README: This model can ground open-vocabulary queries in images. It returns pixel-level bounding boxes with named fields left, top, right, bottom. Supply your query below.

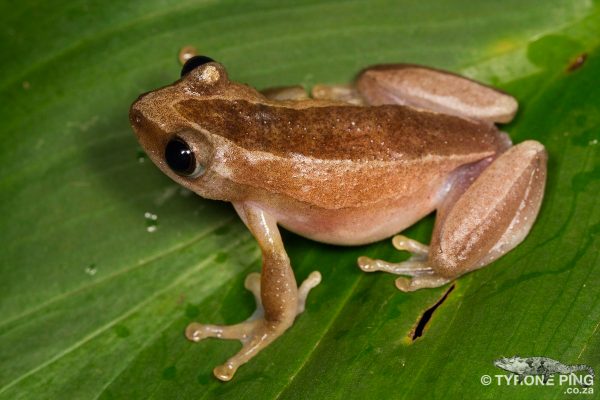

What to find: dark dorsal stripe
left=175, top=99, right=500, bottom=161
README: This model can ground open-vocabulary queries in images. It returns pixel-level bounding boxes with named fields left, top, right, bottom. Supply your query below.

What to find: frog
left=129, top=55, right=547, bottom=381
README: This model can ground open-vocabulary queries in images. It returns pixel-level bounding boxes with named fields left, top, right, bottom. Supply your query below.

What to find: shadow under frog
left=129, top=56, right=547, bottom=381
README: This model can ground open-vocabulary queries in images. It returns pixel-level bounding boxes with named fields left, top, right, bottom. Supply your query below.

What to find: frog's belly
left=260, top=182, right=443, bottom=246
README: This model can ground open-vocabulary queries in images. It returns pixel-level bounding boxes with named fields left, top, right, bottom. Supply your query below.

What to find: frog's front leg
left=185, top=204, right=321, bottom=381
left=359, top=140, right=547, bottom=291
left=260, top=85, right=309, bottom=101
left=310, top=84, right=365, bottom=105
left=261, top=84, right=367, bottom=106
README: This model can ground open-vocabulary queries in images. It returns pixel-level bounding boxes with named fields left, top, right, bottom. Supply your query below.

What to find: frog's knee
left=429, top=140, right=547, bottom=278
left=428, top=247, right=477, bottom=279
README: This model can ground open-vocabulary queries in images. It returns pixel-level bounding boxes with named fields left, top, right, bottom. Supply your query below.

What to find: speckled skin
left=129, top=61, right=547, bottom=381
left=129, top=63, right=515, bottom=244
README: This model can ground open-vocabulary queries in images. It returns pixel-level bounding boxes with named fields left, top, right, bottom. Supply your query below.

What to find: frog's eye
left=165, top=138, right=205, bottom=177
left=180, top=55, right=214, bottom=77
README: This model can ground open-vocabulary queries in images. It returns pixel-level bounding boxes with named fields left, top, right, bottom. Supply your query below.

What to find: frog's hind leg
left=355, top=64, right=518, bottom=123
left=427, top=141, right=546, bottom=282
left=358, top=235, right=429, bottom=273
left=358, top=236, right=452, bottom=291
left=358, top=140, right=547, bottom=292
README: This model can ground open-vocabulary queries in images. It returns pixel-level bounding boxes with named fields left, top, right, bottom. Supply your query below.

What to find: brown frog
left=129, top=56, right=547, bottom=381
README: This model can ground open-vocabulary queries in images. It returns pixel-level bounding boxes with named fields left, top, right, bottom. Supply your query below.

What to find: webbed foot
left=185, top=271, right=321, bottom=381
left=358, top=235, right=450, bottom=291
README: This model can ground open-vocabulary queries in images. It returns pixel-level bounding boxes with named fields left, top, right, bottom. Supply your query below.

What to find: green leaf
left=1, top=1, right=599, bottom=399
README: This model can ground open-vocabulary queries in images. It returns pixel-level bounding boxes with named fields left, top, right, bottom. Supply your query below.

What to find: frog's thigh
left=355, top=64, right=518, bottom=123
left=261, top=85, right=309, bottom=101
left=430, top=140, right=547, bottom=279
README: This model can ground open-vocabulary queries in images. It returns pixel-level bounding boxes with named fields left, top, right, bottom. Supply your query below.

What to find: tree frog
left=129, top=56, right=547, bottom=381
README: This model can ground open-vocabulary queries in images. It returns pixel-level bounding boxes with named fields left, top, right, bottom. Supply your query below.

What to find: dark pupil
left=165, top=138, right=195, bottom=175
left=180, top=55, right=214, bottom=77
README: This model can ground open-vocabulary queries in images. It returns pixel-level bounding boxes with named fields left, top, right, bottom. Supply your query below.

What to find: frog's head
left=129, top=56, right=262, bottom=201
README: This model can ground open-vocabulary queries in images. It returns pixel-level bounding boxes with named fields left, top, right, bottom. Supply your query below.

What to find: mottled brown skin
left=129, top=61, right=547, bottom=381
left=175, top=98, right=501, bottom=161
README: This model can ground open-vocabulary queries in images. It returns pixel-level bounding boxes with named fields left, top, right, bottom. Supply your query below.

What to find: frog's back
left=176, top=99, right=508, bottom=209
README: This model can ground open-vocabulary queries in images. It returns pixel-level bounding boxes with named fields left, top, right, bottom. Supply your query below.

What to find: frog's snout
left=128, top=100, right=169, bottom=162
left=129, top=105, right=146, bottom=131
left=129, top=96, right=158, bottom=139
left=129, top=107, right=141, bottom=128
left=129, top=107, right=151, bottom=144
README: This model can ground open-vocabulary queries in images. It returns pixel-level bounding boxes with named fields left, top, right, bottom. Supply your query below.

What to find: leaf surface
left=1, top=1, right=599, bottom=399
